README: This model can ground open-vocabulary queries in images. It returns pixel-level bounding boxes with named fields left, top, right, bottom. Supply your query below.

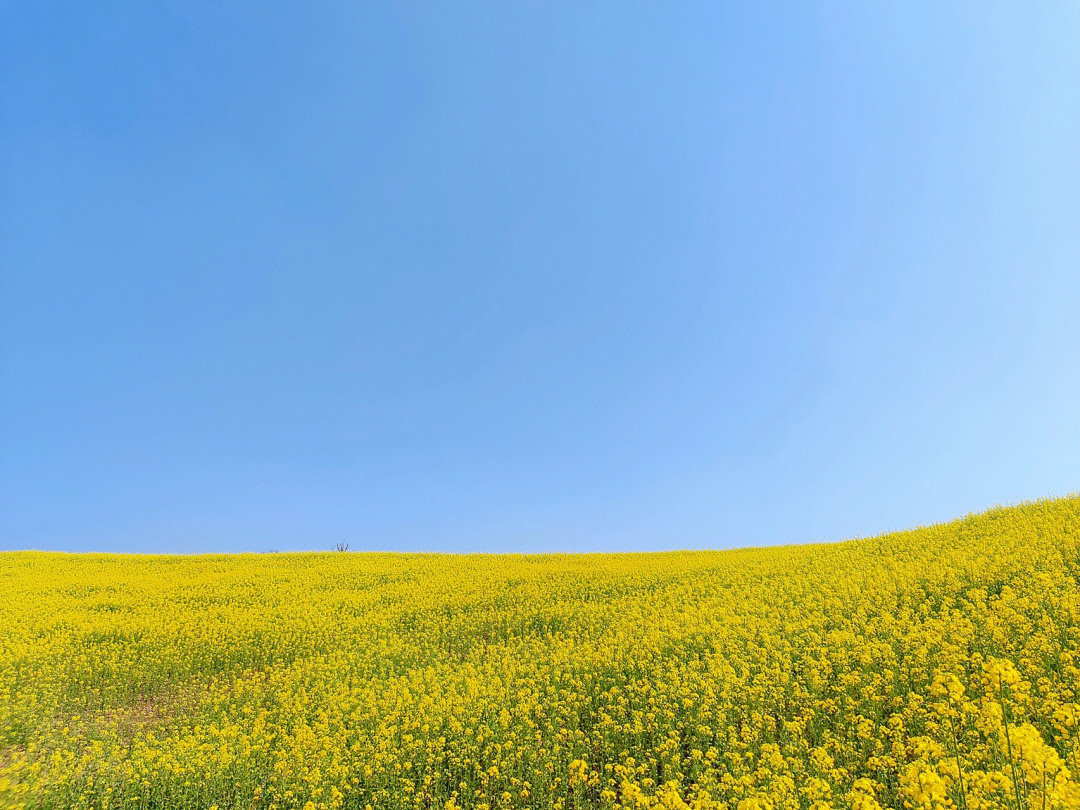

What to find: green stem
left=946, top=711, right=968, bottom=810
left=1000, top=686, right=1023, bottom=810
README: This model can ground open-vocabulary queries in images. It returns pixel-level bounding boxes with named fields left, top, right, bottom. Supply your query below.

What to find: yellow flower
left=1, top=496, right=1077, bottom=810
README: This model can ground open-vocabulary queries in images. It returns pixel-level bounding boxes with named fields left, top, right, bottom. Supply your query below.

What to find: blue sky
left=2, top=2, right=1078, bottom=554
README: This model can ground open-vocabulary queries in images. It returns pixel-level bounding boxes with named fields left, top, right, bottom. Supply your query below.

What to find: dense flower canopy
left=1, top=497, right=1078, bottom=809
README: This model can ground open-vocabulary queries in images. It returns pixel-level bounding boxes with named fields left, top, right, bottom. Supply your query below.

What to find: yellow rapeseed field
left=1, top=497, right=1078, bottom=810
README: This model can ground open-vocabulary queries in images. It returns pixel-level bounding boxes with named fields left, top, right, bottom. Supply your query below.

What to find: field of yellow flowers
left=1, top=496, right=1078, bottom=810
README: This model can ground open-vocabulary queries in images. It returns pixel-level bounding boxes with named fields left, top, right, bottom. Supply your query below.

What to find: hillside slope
left=2, top=496, right=1078, bottom=809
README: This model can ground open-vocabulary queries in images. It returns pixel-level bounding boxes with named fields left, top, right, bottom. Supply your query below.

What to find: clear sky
left=2, top=3, right=1078, bottom=554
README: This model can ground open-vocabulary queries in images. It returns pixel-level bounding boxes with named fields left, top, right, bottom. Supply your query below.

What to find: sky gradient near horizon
left=3, top=2, right=1079, bottom=553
